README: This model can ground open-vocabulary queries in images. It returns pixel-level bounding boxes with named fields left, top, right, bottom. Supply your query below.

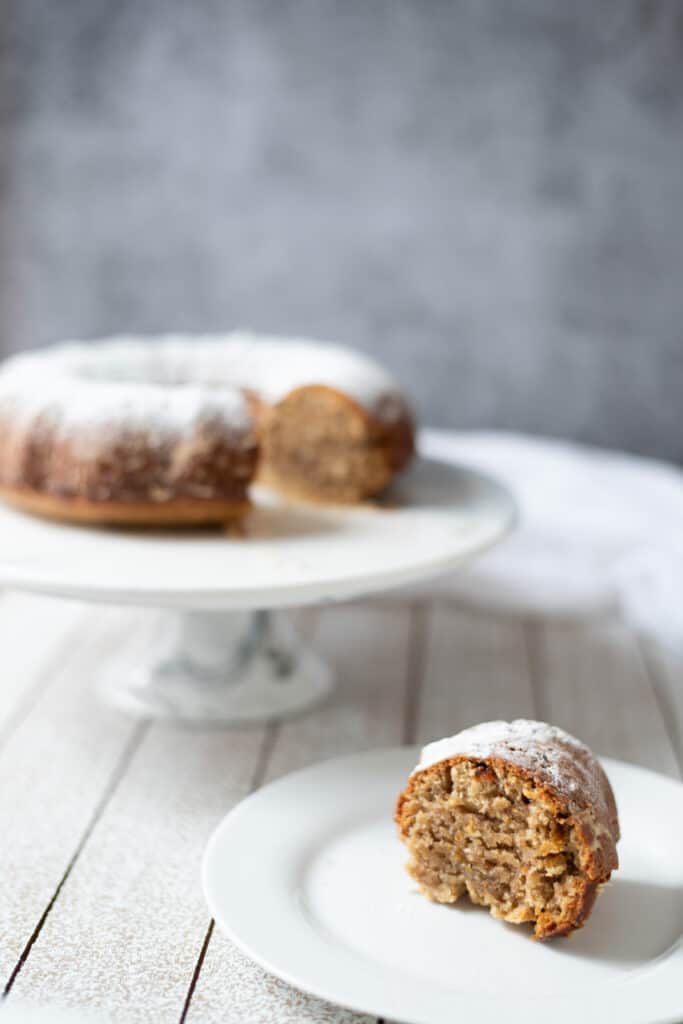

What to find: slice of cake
left=395, top=720, right=619, bottom=939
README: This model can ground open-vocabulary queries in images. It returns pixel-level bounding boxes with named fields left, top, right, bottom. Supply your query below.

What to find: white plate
left=203, top=747, right=683, bottom=1024
left=0, top=454, right=515, bottom=608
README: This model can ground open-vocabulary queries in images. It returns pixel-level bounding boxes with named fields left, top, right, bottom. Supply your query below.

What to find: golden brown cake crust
left=395, top=720, right=619, bottom=940
left=0, top=485, right=249, bottom=526
left=0, top=411, right=258, bottom=526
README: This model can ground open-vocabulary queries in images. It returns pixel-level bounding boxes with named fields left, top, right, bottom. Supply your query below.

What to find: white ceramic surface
left=99, top=609, right=334, bottom=724
left=0, top=456, right=515, bottom=609
left=203, top=747, right=683, bottom=1024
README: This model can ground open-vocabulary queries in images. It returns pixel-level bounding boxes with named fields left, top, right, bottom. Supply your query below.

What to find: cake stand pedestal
left=100, top=608, right=332, bottom=724
left=0, top=450, right=515, bottom=725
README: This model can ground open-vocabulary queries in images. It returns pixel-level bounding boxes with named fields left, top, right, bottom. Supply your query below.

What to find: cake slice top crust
left=413, top=719, right=619, bottom=840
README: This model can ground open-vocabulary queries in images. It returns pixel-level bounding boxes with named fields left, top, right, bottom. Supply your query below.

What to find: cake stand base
left=100, top=609, right=333, bottom=726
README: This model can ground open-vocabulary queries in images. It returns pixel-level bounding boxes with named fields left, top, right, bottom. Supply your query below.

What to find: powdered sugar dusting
left=0, top=370, right=252, bottom=442
left=0, top=331, right=408, bottom=431
left=414, top=719, right=613, bottom=818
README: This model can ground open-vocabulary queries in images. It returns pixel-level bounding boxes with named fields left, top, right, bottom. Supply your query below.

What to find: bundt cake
left=395, top=720, right=619, bottom=939
left=0, top=333, right=414, bottom=525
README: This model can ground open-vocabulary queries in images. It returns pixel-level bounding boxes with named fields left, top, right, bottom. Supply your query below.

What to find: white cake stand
left=0, top=453, right=515, bottom=725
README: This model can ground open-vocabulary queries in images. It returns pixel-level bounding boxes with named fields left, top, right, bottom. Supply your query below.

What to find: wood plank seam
left=2, top=720, right=149, bottom=998
left=635, top=633, right=683, bottom=778
left=401, top=603, right=428, bottom=746
left=363, top=595, right=618, bottom=630
left=383, top=604, right=428, bottom=1024
left=178, top=920, right=214, bottom=1024
left=178, top=722, right=280, bottom=1024
left=382, top=602, right=479, bottom=1024
left=522, top=619, right=548, bottom=723
left=248, top=720, right=282, bottom=793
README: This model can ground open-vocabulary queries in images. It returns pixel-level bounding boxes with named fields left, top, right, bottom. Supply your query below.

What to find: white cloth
left=416, top=430, right=683, bottom=649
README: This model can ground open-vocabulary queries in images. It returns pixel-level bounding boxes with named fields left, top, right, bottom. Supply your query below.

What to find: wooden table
left=0, top=590, right=680, bottom=1023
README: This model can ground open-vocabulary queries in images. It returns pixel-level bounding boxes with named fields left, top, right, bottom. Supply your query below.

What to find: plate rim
left=0, top=454, right=517, bottom=608
left=202, top=746, right=683, bottom=1024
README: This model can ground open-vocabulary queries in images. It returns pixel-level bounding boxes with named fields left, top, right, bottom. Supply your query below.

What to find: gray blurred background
left=1, top=0, right=682, bottom=459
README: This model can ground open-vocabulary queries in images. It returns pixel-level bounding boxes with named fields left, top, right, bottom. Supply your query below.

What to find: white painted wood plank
left=0, top=594, right=93, bottom=741
left=530, top=618, right=679, bottom=776
left=637, top=636, right=683, bottom=776
left=267, top=603, right=414, bottom=780
left=10, top=721, right=267, bottom=1022
left=416, top=604, right=535, bottom=746
left=0, top=609, right=146, bottom=986
left=10, top=602, right=671, bottom=1024
left=189, top=603, right=413, bottom=1024
left=191, top=930, right=374, bottom=1024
